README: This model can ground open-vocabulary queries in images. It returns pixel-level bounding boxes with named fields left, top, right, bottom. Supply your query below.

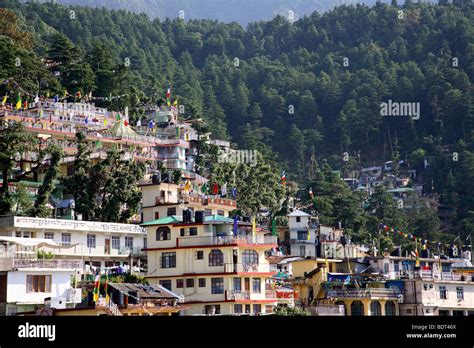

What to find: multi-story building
left=287, top=210, right=317, bottom=257
left=142, top=212, right=278, bottom=315
left=368, top=255, right=474, bottom=316
left=0, top=237, right=81, bottom=315
left=0, top=216, right=147, bottom=274
left=140, top=180, right=237, bottom=223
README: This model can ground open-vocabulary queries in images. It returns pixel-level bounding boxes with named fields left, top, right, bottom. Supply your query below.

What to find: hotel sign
left=13, top=217, right=146, bottom=234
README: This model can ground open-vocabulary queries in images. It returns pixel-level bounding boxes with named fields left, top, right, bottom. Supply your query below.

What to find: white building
left=0, top=239, right=81, bottom=315
left=0, top=216, right=147, bottom=273
left=287, top=210, right=317, bottom=257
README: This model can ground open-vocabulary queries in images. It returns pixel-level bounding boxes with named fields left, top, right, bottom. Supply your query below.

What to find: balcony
left=221, top=263, right=277, bottom=274
left=225, top=290, right=277, bottom=301
left=310, top=305, right=345, bottom=316
left=177, top=235, right=278, bottom=248
left=326, top=288, right=403, bottom=300
left=155, top=196, right=178, bottom=205
left=181, top=194, right=236, bottom=208
left=13, top=259, right=82, bottom=269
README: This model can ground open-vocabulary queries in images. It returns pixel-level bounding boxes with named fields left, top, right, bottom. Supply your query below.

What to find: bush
left=273, top=306, right=311, bottom=316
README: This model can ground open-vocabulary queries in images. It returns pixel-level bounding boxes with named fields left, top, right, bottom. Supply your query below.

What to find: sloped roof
left=108, top=119, right=137, bottom=138
left=288, top=210, right=310, bottom=217
left=108, top=283, right=180, bottom=299
left=141, top=215, right=182, bottom=226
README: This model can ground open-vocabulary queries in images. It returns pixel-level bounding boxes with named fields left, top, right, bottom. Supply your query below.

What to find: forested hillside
left=3, top=0, right=473, bottom=172
left=1, top=0, right=474, bottom=242
left=25, top=0, right=377, bottom=25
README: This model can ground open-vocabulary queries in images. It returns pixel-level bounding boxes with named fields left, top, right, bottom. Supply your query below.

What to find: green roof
left=204, top=215, right=234, bottom=223
left=141, top=214, right=235, bottom=226
left=141, top=215, right=182, bottom=226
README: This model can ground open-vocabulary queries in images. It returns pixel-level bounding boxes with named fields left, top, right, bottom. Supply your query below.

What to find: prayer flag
left=93, top=274, right=100, bottom=302
left=15, top=94, right=21, bottom=110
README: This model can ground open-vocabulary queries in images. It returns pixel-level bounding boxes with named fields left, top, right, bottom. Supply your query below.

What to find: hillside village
left=0, top=98, right=472, bottom=317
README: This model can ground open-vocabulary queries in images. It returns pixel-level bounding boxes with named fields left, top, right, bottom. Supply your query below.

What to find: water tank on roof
left=195, top=211, right=204, bottom=223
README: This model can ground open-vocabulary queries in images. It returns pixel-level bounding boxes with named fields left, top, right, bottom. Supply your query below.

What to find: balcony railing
left=180, top=194, right=236, bottom=208
left=225, top=290, right=277, bottom=301
left=155, top=196, right=178, bottom=205
left=326, top=288, right=402, bottom=300
left=220, top=263, right=277, bottom=273
left=177, top=235, right=278, bottom=247
left=311, top=305, right=345, bottom=316
left=13, top=259, right=82, bottom=269
left=384, top=270, right=472, bottom=282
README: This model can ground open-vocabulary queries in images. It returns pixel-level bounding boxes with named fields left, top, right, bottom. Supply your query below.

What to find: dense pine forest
left=1, top=0, right=474, bottom=245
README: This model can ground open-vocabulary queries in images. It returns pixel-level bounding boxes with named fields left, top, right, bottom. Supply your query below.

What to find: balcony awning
left=0, top=236, right=76, bottom=249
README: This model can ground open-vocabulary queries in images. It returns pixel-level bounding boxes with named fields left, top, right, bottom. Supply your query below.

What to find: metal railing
left=326, top=288, right=402, bottom=300
left=225, top=290, right=277, bottom=301
left=311, top=305, right=345, bottom=316
left=13, top=259, right=82, bottom=269
left=177, top=235, right=277, bottom=247
left=221, top=263, right=277, bottom=273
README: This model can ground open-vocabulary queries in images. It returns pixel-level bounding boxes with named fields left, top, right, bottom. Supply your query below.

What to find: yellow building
left=142, top=214, right=278, bottom=315
left=288, top=258, right=340, bottom=307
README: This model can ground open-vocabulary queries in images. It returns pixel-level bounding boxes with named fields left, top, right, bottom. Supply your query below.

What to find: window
left=253, top=278, right=261, bottom=293
left=61, top=233, right=71, bottom=246
left=385, top=302, right=396, bottom=316
left=394, top=262, right=400, bottom=272
left=439, top=286, right=448, bottom=299
left=297, top=230, right=307, bottom=240
left=211, top=278, right=224, bottom=294
left=144, top=237, right=147, bottom=249
left=299, top=245, right=306, bottom=256
left=456, top=287, right=464, bottom=301
left=167, top=207, right=176, bottom=216
left=176, top=279, right=184, bottom=288
left=186, top=279, right=195, bottom=288
left=198, top=278, right=206, bottom=287
left=15, top=232, right=21, bottom=238
left=242, top=250, right=259, bottom=267
left=159, top=280, right=172, bottom=291
left=180, top=228, right=185, bottom=237
left=209, top=250, right=224, bottom=267
left=204, top=305, right=220, bottom=315
left=234, top=304, right=243, bottom=314
left=253, top=304, right=261, bottom=314
left=383, top=263, right=389, bottom=273
left=156, top=227, right=171, bottom=241
left=87, top=234, right=96, bottom=248
left=111, top=236, right=120, bottom=250
left=370, top=301, right=381, bottom=316
left=189, top=227, right=198, bottom=236
left=44, top=233, right=54, bottom=240
left=217, top=210, right=224, bottom=216
left=160, top=252, right=176, bottom=268
left=125, top=236, right=133, bottom=249
left=195, top=251, right=204, bottom=260
left=245, top=304, right=251, bottom=313
left=351, top=301, right=364, bottom=316
left=233, top=277, right=241, bottom=292
left=26, top=275, right=51, bottom=293
left=204, top=209, right=212, bottom=217
left=296, top=217, right=301, bottom=223
left=154, top=212, right=160, bottom=220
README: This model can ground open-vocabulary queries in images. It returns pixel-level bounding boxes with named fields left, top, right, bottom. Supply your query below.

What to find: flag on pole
left=54, top=95, right=59, bottom=103
left=148, top=120, right=154, bottom=129
left=173, top=99, right=178, bottom=107
left=93, top=274, right=101, bottom=302
left=252, top=216, right=256, bottom=237
left=309, top=187, right=314, bottom=199
left=221, top=183, right=227, bottom=196
left=1, top=95, right=7, bottom=106
left=281, top=171, right=286, bottom=186
left=136, top=119, right=142, bottom=127
left=116, top=113, right=121, bottom=121
left=307, top=226, right=311, bottom=241
left=34, top=95, right=39, bottom=103
left=271, top=219, right=277, bottom=237
left=233, top=215, right=238, bottom=235
left=105, top=272, right=109, bottom=304
left=15, top=94, right=21, bottom=110
left=166, top=87, right=171, bottom=99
